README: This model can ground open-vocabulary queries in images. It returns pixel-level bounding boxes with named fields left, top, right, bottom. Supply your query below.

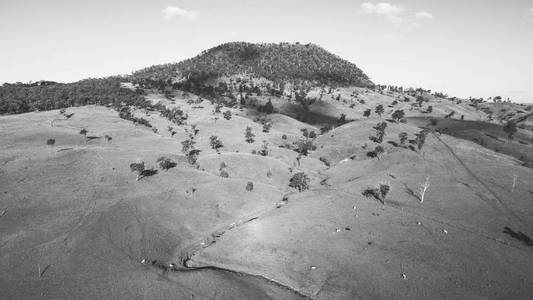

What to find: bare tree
left=418, top=176, right=430, bottom=203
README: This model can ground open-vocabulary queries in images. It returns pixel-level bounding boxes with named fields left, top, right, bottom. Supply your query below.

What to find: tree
left=130, top=162, right=145, bottom=181
left=262, top=122, right=272, bottom=133
left=503, top=120, right=517, bottom=140
left=374, top=145, right=384, bottom=159
left=398, top=132, right=408, bottom=145
left=245, top=126, right=255, bottom=143
left=375, top=104, right=384, bottom=118
left=379, top=183, right=390, bottom=201
left=415, top=130, right=428, bottom=152
left=363, top=109, right=371, bottom=118
left=417, top=176, right=430, bottom=203
left=258, top=140, right=269, bottom=156
left=391, top=109, right=405, bottom=122
left=246, top=181, right=254, bottom=191
left=219, top=162, right=229, bottom=178
left=294, top=138, right=316, bottom=155
left=209, top=135, right=224, bottom=153
left=369, top=122, right=387, bottom=144
left=263, top=99, right=274, bottom=114
left=289, top=172, right=310, bottom=191
left=223, top=110, right=232, bottom=120
left=337, top=113, right=347, bottom=125
left=157, top=157, right=176, bottom=171
left=416, top=96, right=424, bottom=107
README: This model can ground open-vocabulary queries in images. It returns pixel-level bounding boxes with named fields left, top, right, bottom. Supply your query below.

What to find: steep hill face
left=132, top=42, right=374, bottom=88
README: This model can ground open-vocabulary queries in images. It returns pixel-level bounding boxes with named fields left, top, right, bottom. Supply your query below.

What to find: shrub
left=294, top=139, right=316, bottom=155
left=223, top=110, right=232, bottom=120
left=263, top=99, right=274, bottom=114
left=246, top=181, right=254, bottom=191
left=289, top=172, right=310, bottom=191
left=220, top=169, right=229, bottom=178
left=46, top=138, right=55, bottom=145
left=130, top=162, right=147, bottom=181
left=245, top=126, right=255, bottom=143
left=391, top=109, right=405, bottom=122
left=209, top=135, right=224, bottom=153
left=319, top=157, right=330, bottom=167
left=320, top=124, right=333, bottom=134
left=281, top=134, right=287, bottom=140
left=374, top=104, right=384, bottom=118
left=363, top=109, right=371, bottom=118
left=503, top=120, right=517, bottom=140
left=415, top=130, right=428, bottom=152
left=80, top=128, right=87, bottom=135
left=219, top=162, right=229, bottom=178
left=187, top=149, right=201, bottom=166
left=262, top=122, right=272, bottom=133
left=258, top=140, right=269, bottom=156
left=398, top=132, right=408, bottom=145
left=379, top=183, right=390, bottom=200
left=157, top=157, right=177, bottom=171
left=337, top=113, right=347, bottom=125
left=369, top=122, right=387, bottom=143
left=362, top=183, right=390, bottom=204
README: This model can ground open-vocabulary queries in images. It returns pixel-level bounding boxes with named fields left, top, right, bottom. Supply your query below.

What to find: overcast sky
left=1, top=0, right=532, bottom=102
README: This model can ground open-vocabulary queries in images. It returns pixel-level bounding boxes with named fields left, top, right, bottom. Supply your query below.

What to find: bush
left=262, top=122, right=272, bottom=133
left=398, top=132, right=408, bottom=145
left=415, top=130, right=428, bottom=152
left=362, top=183, right=390, bottom=204
left=374, top=104, right=384, bottom=117
left=157, top=157, right=177, bottom=171
left=391, top=109, right=405, bottom=122
left=209, top=135, right=224, bottom=153
left=294, top=138, right=316, bottom=155
left=130, top=162, right=157, bottom=181
left=46, top=138, right=55, bottom=145
left=245, top=126, right=255, bottom=143
left=503, top=120, right=517, bottom=140
left=258, top=140, right=269, bottom=156
left=281, top=134, right=287, bottom=140
left=289, top=172, right=310, bottom=191
left=246, top=181, right=254, bottom=191
left=80, top=128, right=87, bottom=135
left=363, top=109, right=371, bottom=118
left=223, top=110, right=232, bottom=120
left=218, top=162, right=229, bottom=178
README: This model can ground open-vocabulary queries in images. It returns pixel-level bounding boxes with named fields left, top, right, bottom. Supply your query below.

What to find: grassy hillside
left=2, top=86, right=533, bottom=299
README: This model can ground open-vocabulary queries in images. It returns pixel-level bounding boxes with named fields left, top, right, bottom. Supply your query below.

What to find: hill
left=133, top=42, right=373, bottom=88
left=1, top=92, right=532, bottom=299
left=1, top=41, right=533, bottom=299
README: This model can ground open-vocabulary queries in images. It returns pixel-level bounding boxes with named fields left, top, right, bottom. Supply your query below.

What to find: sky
left=1, top=0, right=532, bottom=102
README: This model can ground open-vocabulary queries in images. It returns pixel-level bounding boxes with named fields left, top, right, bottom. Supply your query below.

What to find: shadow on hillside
left=279, top=103, right=340, bottom=126
left=503, top=226, right=533, bottom=246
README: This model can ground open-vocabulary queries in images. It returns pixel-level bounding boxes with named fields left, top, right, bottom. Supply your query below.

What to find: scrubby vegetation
left=245, top=126, right=255, bottom=143
left=0, top=77, right=149, bottom=115
left=289, top=172, right=310, bottom=191
left=132, top=42, right=373, bottom=97
left=157, top=157, right=177, bottom=171
left=209, top=135, right=224, bottom=153
left=362, top=183, right=390, bottom=204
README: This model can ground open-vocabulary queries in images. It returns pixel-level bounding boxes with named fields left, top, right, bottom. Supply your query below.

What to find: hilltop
left=132, top=42, right=374, bottom=89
